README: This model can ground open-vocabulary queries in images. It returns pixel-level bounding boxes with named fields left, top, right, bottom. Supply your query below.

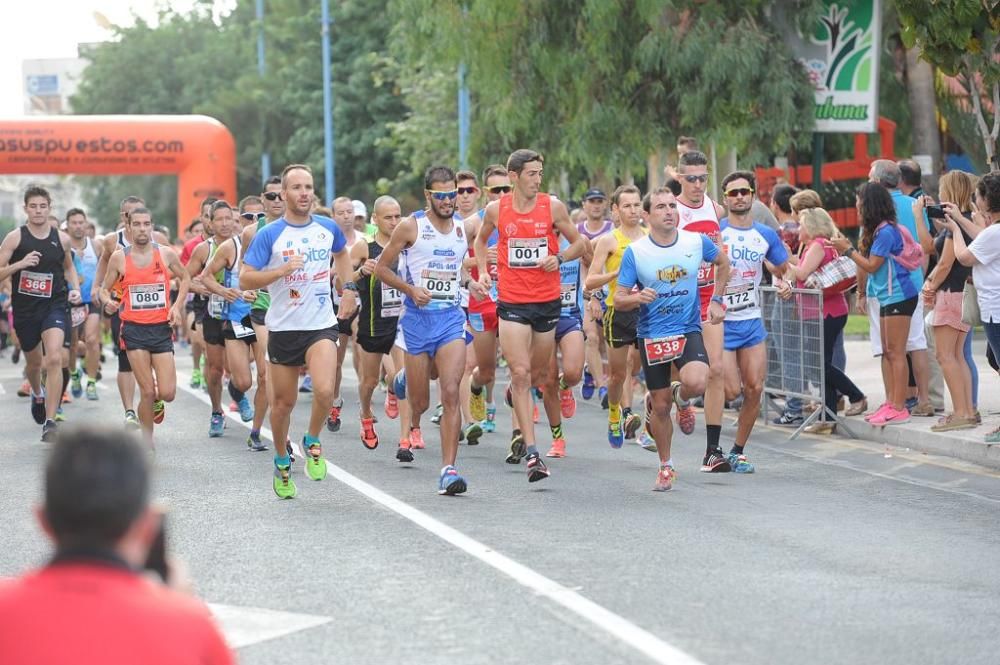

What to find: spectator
left=921, top=171, right=979, bottom=431
left=897, top=159, right=925, bottom=198
left=948, top=172, right=1000, bottom=442
left=0, top=426, right=233, bottom=665
left=789, top=208, right=867, bottom=433
left=833, top=182, right=921, bottom=426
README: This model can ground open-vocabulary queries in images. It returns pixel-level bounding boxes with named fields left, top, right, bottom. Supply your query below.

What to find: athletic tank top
left=468, top=212, right=499, bottom=315
left=577, top=219, right=612, bottom=240
left=604, top=226, right=646, bottom=306
left=558, top=235, right=583, bottom=318
left=401, top=210, right=466, bottom=313
left=120, top=244, right=171, bottom=325
left=358, top=239, right=401, bottom=336
left=11, top=226, right=68, bottom=318
left=205, top=238, right=226, bottom=320
left=74, top=238, right=99, bottom=304
left=116, top=228, right=131, bottom=250
left=677, top=195, right=721, bottom=293
left=496, top=193, right=559, bottom=304
left=221, top=236, right=250, bottom=323
left=250, top=217, right=271, bottom=311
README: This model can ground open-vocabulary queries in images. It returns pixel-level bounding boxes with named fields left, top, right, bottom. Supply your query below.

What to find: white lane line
left=174, top=372, right=705, bottom=665
left=207, top=602, right=331, bottom=649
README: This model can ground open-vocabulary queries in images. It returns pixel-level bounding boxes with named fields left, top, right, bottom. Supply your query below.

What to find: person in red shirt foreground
left=0, top=425, right=234, bottom=665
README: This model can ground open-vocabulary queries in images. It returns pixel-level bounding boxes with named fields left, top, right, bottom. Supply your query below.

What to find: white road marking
left=175, top=371, right=706, bottom=665
left=208, top=602, right=331, bottom=649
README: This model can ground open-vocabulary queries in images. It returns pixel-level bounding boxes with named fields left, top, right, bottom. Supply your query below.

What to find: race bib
left=723, top=282, right=758, bottom=312
left=381, top=282, right=402, bottom=318
left=207, top=294, right=225, bottom=318
left=18, top=271, right=53, bottom=298
left=560, top=283, right=578, bottom=309
left=508, top=238, right=548, bottom=268
left=71, top=305, right=88, bottom=327
left=697, top=264, right=715, bottom=288
left=420, top=269, right=458, bottom=302
left=643, top=335, right=687, bottom=365
left=231, top=319, right=255, bottom=339
left=129, top=283, right=167, bottom=311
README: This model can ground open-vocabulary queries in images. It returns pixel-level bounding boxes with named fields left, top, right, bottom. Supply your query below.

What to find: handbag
left=804, top=255, right=857, bottom=295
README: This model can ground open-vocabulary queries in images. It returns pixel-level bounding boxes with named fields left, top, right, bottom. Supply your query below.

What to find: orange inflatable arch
left=0, top=115, right=236, bottom=235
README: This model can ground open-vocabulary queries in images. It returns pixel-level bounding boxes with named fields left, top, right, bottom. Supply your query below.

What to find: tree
left=895, top=0, right=1000, bottom=169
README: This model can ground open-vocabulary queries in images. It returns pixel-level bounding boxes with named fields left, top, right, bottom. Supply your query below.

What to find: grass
left=844, top=314, right=870, bottom=337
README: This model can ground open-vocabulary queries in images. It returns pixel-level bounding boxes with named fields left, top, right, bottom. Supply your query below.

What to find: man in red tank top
left=474, top=149, right=586, bottom=483
left=101, top=208, right=190, bottom=443
left=675, top=150, right=732, bottom=472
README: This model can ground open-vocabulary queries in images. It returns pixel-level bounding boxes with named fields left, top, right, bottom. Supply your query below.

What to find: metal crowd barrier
left=759, top=286, right=856, bottom=440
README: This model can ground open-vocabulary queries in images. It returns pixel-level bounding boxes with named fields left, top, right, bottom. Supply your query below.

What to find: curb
left=843, top=419, right=1000, bottom=470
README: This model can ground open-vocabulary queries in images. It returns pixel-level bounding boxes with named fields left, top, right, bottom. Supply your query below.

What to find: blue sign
left=26, top=75, right=59, bottom=95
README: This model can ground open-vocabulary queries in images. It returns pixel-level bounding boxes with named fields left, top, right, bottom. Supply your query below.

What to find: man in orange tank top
left=100, top=208, right=190, bottom=443
left=474, top=149, right=587, bottom=483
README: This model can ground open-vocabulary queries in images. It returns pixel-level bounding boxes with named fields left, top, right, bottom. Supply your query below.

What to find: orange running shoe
left=360, top=417, right=379, bottom=450
left=546, top=438, right=566, bottom=458
left=559, top=384, right=576, bottom=419
left=409, top=427, right=425, bottom=449
left=384, top=391, right=399, bottom=419
left=62, top=392, right=72, bottom=404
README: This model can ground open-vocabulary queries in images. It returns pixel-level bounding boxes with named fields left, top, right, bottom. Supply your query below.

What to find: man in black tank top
left=0, top=186, right=82, bottom=441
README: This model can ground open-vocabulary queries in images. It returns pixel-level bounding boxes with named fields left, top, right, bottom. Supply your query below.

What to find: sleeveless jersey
left=604, top=226, right=647, bottom=307
left=558, top=235, right=583, bottom=318
left=401, top=210, right=467, bottom=313
left=120, top=244, right=171, bottom=325
left=677, top=195, right=721, bottom=307
left=496, top=193, right=559, bottom=304
left=116, top=228, right=131, bottom=250
left=577, top=219, right=612, bottom=241
left=358, top=239, right=401, bottom=337
left=11, top=226, right=68, bottom=319
left=205, top=238, right=226, bottom=320
left=221, top=236, right=250, bottom=324
left=250, top=217, right=271, bottom=312
left=468, top=211, right=499, bottom=315
left=73, top=238, right=99, bottom=304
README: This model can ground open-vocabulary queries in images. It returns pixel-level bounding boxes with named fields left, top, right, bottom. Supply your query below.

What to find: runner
left=614, top=187, right=730, bottom=490
left=375, top=165, right=486, bottom=494
left=99, top=207, right=190, bottom=443
left=474, top=149, right=587, bottom=482
left=239, top=175, right=285, bottom=451
left=65, top=207, right=102, bottom=402
left=353, top=196, right=410, bottom=456
left=179, top=198, right=217, bottom=391
left=675, top=150, right=732, bottom=472
left=0, top=185, right=82, bottom=441
left=577, top=188, right=613, bottom=405
left=718, top=171, right=791, bottom=473
left=584, top=185, right=647, bottom=448
left=240, top=164, right=356, bottom=499
left=453, top=169, right=486, bottom=445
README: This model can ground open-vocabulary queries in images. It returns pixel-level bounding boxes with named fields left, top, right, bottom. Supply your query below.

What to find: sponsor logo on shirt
left=657, top=265, right=688, bottom=284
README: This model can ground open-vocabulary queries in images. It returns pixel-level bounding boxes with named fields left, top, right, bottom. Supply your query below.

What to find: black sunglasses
left=457, top=186, right=478, bottom=195
left=263, top=192, right=281, bottom=201
left=241, top=212, right=266, bottom=221
left=486, top=185, right=512, bottom=194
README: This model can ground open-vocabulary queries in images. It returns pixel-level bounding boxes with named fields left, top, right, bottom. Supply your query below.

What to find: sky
left=1, top=0, right=234, bottom=117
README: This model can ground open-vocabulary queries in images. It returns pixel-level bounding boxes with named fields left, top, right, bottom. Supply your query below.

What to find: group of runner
left=1, top=147, right=798, bottom=496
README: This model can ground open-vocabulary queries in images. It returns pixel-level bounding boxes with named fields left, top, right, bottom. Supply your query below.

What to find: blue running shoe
left=599, top=386, right=609, bottom=410
left=482, top=404, right=497, bottom=433
left=237, top=396, right=254, bottom=422
left=247, top=431, right=269, bottom=452
left=727, top=451, right=755, bottom=474
left=608, top=419, right=624, bottom=448
left=393, top=369, right=407, bottom=401
left=208, top=412, right=225, bottom=437
left=299, top=375, right=313, bottom=393
left=581, top=368, right=595, bottom=400
left=70, top=371, right=82, bottom=399
left=438, top=465, right=467, bottom=495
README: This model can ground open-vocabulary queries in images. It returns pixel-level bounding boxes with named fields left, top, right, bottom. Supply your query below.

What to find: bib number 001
left=508, top=238, right=548, bottom=268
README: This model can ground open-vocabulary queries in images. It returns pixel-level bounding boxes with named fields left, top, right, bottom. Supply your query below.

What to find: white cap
left=352, top=200, right=367, bottom=218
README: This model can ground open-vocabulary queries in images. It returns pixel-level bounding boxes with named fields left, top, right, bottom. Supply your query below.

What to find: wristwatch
left=845, top=247, right=856, bottom=258
left=556, top=252, right=566, bottom=265
left=342, top=281, right=359, bottom=293
left=710, top=295, right=727, bottom=310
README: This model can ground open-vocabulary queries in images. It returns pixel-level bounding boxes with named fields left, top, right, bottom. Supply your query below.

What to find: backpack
left=877, top=221, right=924, bottom=270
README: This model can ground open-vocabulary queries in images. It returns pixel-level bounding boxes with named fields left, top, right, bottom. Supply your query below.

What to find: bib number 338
left=643, top=335, right=686, bottom=365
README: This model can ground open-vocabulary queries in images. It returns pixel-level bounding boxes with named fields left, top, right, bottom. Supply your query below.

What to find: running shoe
left=559, top=379, right=577, bottom=419
left=505, top=385, right=514, bottom=407
left=273, top=460, right=297, bottom=499
left=700, top=450, right=732, bottom=473
left=546, top=437, right=566, bottom=458
left=361, top=417, right=379, bottom=450
left=152, top=399, right=166, bottom=424
left=31, top=393, right=46, bottom=425
left=909, top=402, right=935, bottom=417
left=11, top=347, right=20, bottom=364
left=727, top=451, right=755, bottom=474
left=41, top=419, right=57, bottom=443
left=61, top=392, right=71, bottom=405
left=672, top=381, right=696, bottom=436
left=124, top=409, right=140, bottom=429
left=532, top=402, right=540, bottom=424
left=599, top=386, right=609, bottom=410
left=54, top=407, right=65, bottom=422
left=864, top=402, right=892, bottom=423
left=85, top=381, right=98, bottom=401
left=286, top=439, right=295, bottom=464
left=438, top=465, right=467, bottom=495
left=396, top=440, right=414, bottom=463
left=246, top=431, right=269, bottom=452
left=392, top=369, right=407, bottom=400
left=869, top=405, right=910, bottom=427
left=304, top=435, right=327, bottom=480
left=482, top=404, right=497, bottom=432
left=608, top=418, right=624, bottom=449
left=409, top=427, right=425, bottom=450
left=326, top=399, right=343, bottom=432
left=653, top=464, right=675, bottom=492
left=470, top=387, right=487, bottom=422
left=430, top=403, right=444, bottom=425
left=636, top=430, right=657, bottom=452
left=237, top=396, right=254, bottom=422
left=70, top=371, right=82, bottom=399
left=772, top=411, right=804, bottom=427
left=623, top=412, right=642, bottom=440
left=525, top=452, right=550, bottom=482
left=208, top=412, right=225, bottom=437
left=463, top=422, right=483, bottom=446
left=18, top=380, right=31, bottom=397
left=190, top=368, right=203, bottom=390
left=384, top=391, right=399, bottom=419
left=581, top=368, right=595, bottom=400
left=505, top=431, right=526, bottom=464
left=904, top=396, right=918, bottom=412
left=299, top=375, right=313, bottom=393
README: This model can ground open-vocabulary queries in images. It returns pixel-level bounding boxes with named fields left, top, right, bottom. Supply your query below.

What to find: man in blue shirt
left=614, top=188, right=730, bottom=492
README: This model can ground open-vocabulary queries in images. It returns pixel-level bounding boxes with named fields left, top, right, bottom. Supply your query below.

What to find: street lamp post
left=321, top=0, right=335, bottom=201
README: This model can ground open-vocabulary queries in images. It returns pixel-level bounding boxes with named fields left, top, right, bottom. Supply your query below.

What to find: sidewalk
left=766, top=337, right=1000, bottom=470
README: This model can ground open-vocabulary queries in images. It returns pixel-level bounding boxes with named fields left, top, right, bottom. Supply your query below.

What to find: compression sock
left=706, top=424, right=722, bottom=454
left=731, top=444, right=745, bottom=456
left=609, top=402, right=622, bottom=424
left=550, top=423, right=564, bottom=441
left=228, top=381, right=245, bottom=403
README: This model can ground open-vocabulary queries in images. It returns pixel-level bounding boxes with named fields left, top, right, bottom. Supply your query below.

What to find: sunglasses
left=241, top=211, right=266, bottom=221
left=426, top=189, right=458, bottom=201
left=486, top=185, right=512, bottom=194
left=263, top=192, right=281, bottom=201
left=457, top=186, right=478, bottom=195
left=724, top=187, right=754, bottom=198
left=683, top=175, right=709, bottom=184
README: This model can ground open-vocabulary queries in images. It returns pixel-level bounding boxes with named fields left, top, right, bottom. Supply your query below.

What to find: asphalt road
left=1, top=347, right=998, bottom=665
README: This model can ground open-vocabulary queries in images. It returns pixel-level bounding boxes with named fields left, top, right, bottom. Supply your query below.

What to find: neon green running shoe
left=273, top=461, right=297, bottom=499
left=190, top=368, right=203, bottom=389
left=304, top=435, right=327, bottom=481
